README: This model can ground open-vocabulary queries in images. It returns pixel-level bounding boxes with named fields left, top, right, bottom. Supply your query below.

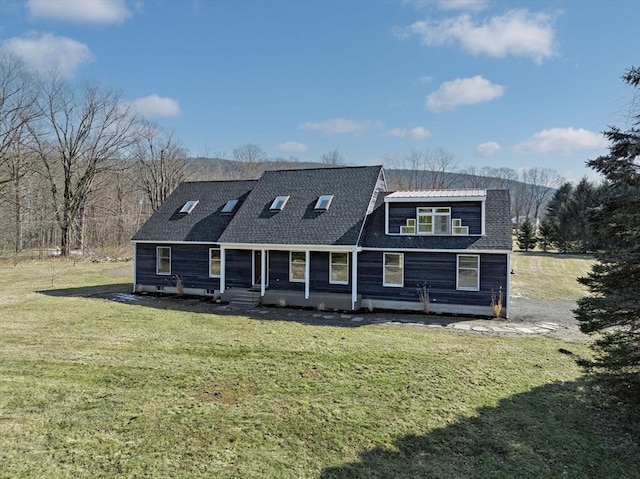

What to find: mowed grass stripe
left=511, top=252, right=594, bottom=300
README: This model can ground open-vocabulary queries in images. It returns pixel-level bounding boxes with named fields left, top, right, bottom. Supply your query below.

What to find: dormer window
left=314, top=194, right=334, bottom=210
left=270, top=195, right=290, bottom=211
left=221, top=199, right=239, bottom=213
left=417, top=207, right=451, bottom=235
left=179, top=200, right=199, bottom=214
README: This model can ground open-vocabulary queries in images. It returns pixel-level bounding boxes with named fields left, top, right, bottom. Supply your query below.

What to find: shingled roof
left=359, top=189, right=512, bottom=251
left=218, top=166, right=385, bottom=246
left=132, top=180, right=256, bottom=242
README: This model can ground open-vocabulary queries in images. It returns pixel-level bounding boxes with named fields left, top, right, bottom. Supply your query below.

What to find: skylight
left=314, top=194, right=334, bottom=210
left=221, top=199, right=239, bottom=213
left=270, top=195, right=290, bottom=211
left=179, top=200, right=199, bottom=214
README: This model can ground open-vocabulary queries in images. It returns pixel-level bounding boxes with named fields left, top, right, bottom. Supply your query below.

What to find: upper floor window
left=179, top=200, right=199, bottom=214
left=270, top=195, right=290, bottom=211
left=156, top=246, right=171, bottom=275
left=221, top=199, right=239, bottom=213
left=315, top=195, right=334, bottom=210
left=417, top=207, right=451, bottom=235
left=329, top=252, right=349, bottom=284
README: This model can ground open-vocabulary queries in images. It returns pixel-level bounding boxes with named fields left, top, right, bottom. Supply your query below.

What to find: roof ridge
left=260, top=165, right=383, bottom=175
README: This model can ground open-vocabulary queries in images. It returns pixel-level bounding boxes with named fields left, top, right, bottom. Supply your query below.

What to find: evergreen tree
left=516, top=217, right=537, bottom=251
left=537, top=218, right=554, bottom=252
left=575, top=67, right=640, bottom=399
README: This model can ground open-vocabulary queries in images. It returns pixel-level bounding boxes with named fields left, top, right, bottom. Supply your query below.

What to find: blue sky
left=1, top=0, right=639, bottom=182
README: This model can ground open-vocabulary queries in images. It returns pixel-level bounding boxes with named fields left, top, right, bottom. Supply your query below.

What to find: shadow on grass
left=322, top=379, right=640, bottom=479
left=37, top=282, right=133, bottom=298
left=36, top=284, right=481, bottom=329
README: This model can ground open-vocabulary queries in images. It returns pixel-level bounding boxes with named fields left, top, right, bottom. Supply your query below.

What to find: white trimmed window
left=179, top=200, right=199, bottom=214
left=221, top=199, right=239, bottom=213
left=330, top=252, right=349, bottom=284
left=457, top=254, right=479, bottom=291
left=417, top=207, right=451, bottom=235
left=315, top=195, right=334, bottom=210
left=156, top=246, right=171, bottom=275
left=209, top=248, right=221, bottom=277
left=290, top=251, right=306, bottom=282
left=270, top=195, right=290, bottom=211
left=383, top=253, right=404, bottom=287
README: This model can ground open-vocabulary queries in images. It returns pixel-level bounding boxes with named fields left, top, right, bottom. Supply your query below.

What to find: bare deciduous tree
left=384, top=149, right=458, bottom=190
left=229, top=143, right=267, bottom=179
left=134, top=120, right=189, bottom=212
left=29, top=77, right=139, bottom=256
left=320, top=148, right=345, bottom=166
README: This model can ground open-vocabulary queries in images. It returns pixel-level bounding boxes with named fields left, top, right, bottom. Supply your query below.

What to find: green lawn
left=0, top=259, right=637, bottom=478
left=510, top=251, right=595, bottom=300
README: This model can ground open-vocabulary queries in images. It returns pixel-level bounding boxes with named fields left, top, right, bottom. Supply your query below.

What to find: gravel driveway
left=509, top=297, right=588, bottom=342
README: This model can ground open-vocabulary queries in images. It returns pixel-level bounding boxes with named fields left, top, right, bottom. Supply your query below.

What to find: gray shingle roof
left=132, top=180, right=257, bottom=242
left=360, top=189, right=512, bottom=251
left=218, top=166, right=384, bottom=246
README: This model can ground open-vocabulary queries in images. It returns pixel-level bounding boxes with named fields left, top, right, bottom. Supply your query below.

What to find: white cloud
left=387, top=126, right=431, bottom=140
left=404, top=0, right=488, bottom=10
left=474, top=141, right=501, bottom=157
left=425, top=75, right=504, bottom=112
left=514, top=127, right=607, bottom=155
left=299, top=118, right=371, bottom=135
left=437, top=0, right=488, bottom=10
left=28, top=0, right=132, bottom=24
left=0, top=32, right=93, bottom=77
left=277, top=141, right=308, bottom=153
left=131, top=94, right=181, bottom=118
left=394, top=9, right=556, bottom=64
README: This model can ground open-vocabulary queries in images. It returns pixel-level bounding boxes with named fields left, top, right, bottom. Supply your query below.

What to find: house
left=132, top=165, right=512, bottom=317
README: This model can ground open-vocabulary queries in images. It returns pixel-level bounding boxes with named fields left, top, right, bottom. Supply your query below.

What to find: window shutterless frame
left=329, top=252, right=349, bottom=285
left=209, top=248, right=221, bottom=277
left=289, top=251, right=306, bottom=282
left=383, top=252, right=404, bottom=287
left=156, top=246, right=171, bottom=275
left=457, top=254, right=480, bottom=291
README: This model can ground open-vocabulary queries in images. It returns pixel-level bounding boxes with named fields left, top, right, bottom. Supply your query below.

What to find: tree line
left=1, top=52, right=564, bottom=258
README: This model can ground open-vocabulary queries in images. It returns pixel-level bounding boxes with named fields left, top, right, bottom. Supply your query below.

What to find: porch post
left=304, top=250, right=310, bottom=300
left=220, top=247, right=226, bottom=292
left=351, top=248, right=358, bottom=310
left=260, top=248, right=266, bottom=297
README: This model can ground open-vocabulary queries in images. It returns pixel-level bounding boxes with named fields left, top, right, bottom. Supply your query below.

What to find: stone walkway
left=215, top=304, right=565, bottom=336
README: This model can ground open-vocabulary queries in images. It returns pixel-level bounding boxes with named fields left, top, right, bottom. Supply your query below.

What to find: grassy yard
left=510, top=251, right=595, bottom=300
left=1, top=259, right=637, bottom=478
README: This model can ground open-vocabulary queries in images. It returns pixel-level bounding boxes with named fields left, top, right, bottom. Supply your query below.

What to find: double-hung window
left=417, top=207, right=451, bottom=235
left=156, top=246, right=171, bottom=275
left=290, top=252, right=306, bottom=282
left=329, top=252, right=349, bottom=284
left=383, top=253, right=404, bottom=287
left=457, top=254, right=480, bottom=291
left=209, top=249, right=221, bottom=277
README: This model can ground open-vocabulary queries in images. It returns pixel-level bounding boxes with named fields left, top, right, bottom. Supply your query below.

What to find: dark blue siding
left=135, top=243, right=220, bottom=290
left=358, top=251, right=507, bottom=307
left=267, top=251, right=351, bottom=293
left=268, top=250, right=303, bottom=291
left=225, top=249, right=252, bottom=288
left=388, top=201, right=482, bottom=235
